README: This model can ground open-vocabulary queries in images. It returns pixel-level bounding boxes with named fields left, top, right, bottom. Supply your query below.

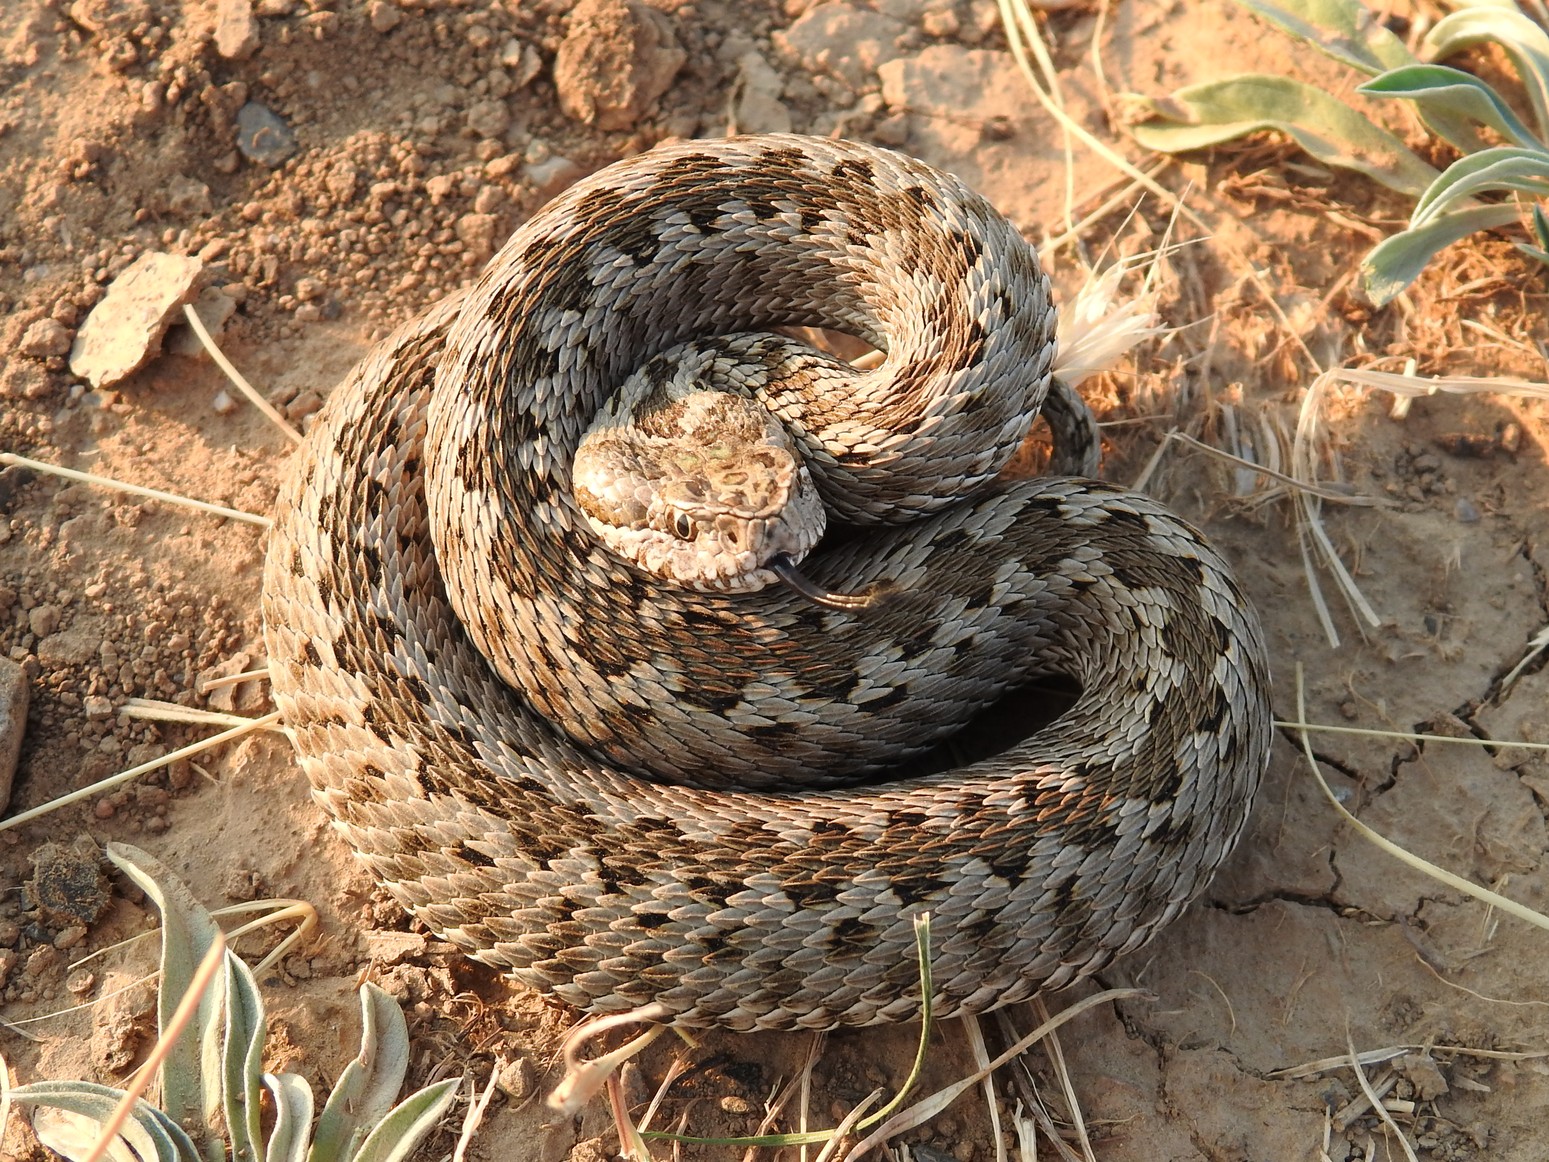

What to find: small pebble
left=1454, top=496, right=1480, bottom=523
left=215, top=0, right=260, bottom=58
left=495, top=1055, right=535, bottom=1100
left=368, top=0, right=402, bottom=32
left=236, top=102, right=298, bottom=166
left=20, top=318, right=73, bottom=358
left=466, top=98, right=510, bottom=139
left=28, top=604, right=60, bottom=638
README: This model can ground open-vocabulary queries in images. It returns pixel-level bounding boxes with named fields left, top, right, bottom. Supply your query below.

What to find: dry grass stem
left=549, top=1005, right=670, bottom=1117
left=3, top=974, right=155, bottom=1038
left=1274, top=719, right=1549, bottom=752
left=1346, top=1038, right=1420, bottom=1162
left=0, top=711, right=283, bottom=833
left=452, top=1067, right=501, bottom=1162
left=1029, top=997, right=1095, bottom=1162
left=196, top=667, right=271, bottom=692
left=848, top=990, right=1140, bottom=1157
left=80, top=934, right=226, bottom=1162
left=120, top=698, right=278, bottom=730
left=959, top=1015, right=1007, bottom=1162
left=0, top=451, right=271, bottom=527
left=1292, top=374, right=1384, bottom=647
left=605, top=1071, right=653, bottom=1161
left=1498, top=625, right=1549, bottom=696
left=1273, top=1043, right=1549, bottom=1081
left=813, top=1090, right=884, bottom=1162
left=1039, top=162, right=1175, bottom=256
left=1290, top=664, right=1549, bottom=935
left=215, top=898, right=320, bottom=976
left=1331, top=367, right=1549, bottom=400
left=182, top=303, right=304, bottom=445
left=1134, top=428, right=1379, bottom=504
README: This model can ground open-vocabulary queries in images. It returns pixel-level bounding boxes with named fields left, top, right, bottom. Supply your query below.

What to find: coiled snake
left=262, top=134, right=1273, bottom=1031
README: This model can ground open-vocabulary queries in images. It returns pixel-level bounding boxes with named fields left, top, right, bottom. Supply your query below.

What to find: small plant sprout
left=1125, top=0, right=1549, bottom=303
left=2, top=844, right=460, bottom=1162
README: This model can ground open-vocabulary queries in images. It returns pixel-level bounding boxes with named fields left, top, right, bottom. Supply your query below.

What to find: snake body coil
left=262, top=135, right=1273, bottom=1031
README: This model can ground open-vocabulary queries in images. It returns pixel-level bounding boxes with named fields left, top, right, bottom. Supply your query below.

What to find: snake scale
left=261, top=134, right=1273, bottom=1032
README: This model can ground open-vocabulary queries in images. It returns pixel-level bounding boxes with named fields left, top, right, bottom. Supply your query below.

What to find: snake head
left=573, top=379, right=827, bottom=592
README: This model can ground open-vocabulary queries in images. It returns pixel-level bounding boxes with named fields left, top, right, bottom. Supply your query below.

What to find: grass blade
left=222, top=954, right=270, bottom=1162
left=1410, top=147, right=1549, bottom=227
left=6, top=1082, right=202, bottom=1162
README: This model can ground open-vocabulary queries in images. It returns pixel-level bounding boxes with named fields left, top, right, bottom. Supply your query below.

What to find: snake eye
left=671, top=513, right=695, bottom=540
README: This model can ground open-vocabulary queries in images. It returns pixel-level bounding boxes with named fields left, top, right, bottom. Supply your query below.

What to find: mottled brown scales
left=262, top=134, right=1273, bottom=1032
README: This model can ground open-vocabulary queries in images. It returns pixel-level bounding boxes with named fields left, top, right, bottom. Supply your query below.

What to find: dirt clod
left=28, top=836, right=110, bottom=929
left=69, top=253, right=204, bottom=388
left=553, top=0, right=687, bottom=131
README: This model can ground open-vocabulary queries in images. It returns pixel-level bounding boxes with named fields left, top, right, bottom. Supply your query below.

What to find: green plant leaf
left=307, top=985, right=414, bottom=1162
left=1411, top=147, right=1549, bottom=226
left=348, top=1080, right=459, bottom=1162
left=1361, top=201, right=1523, bottom=303
left=1424, top=7, right=1549, bottom=140
left=7, top=1081, right=204, bottom=1162
left=223, top=954, right=270, bottom=1162
left=105, top=843, right=226, bottom=1153
left=1359, top=64, right=1546, bottom=150
left=1127, top=75, right=1438, bottom=195
left=264, top=1073, right=317, bottom=1162
left=1231, top=0, right=1415, bottom=74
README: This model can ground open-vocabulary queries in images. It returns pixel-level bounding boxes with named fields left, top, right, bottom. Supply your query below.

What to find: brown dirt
left=2, top=1, right=1548, bottom=1160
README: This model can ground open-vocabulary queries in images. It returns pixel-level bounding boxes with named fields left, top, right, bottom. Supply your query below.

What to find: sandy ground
left=2, top=1, right=1549, bottom=1159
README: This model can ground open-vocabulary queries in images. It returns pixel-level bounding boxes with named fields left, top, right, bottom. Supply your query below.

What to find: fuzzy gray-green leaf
left=1423, top=7, right=1549, bottom=140
left=1359, top=65, right=1545, bottom=151
left=1127, top=75, right=1437, bottom=195
left=307, top=985, right=413, bottom=1162
left=1411, top=148, right=1549, bottom=227
left=9, top=1081, right=204, bottom=1162
left=348, top=1080, right=460, bottom=1162
left=265, top=1073, right=317, bottom=1162
left=1361, top=201, right=1523, bottom=303
left=223, top=953, right=270, bottom=1162
left=105, top=843, right=226, bottom=1149
left=1230, top=0, right=1414, bottom=74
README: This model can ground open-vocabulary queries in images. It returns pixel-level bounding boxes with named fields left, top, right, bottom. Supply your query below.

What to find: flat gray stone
left=0, top=655, right=28, bottom=817
left=236, top=102, right=298, bottom=166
